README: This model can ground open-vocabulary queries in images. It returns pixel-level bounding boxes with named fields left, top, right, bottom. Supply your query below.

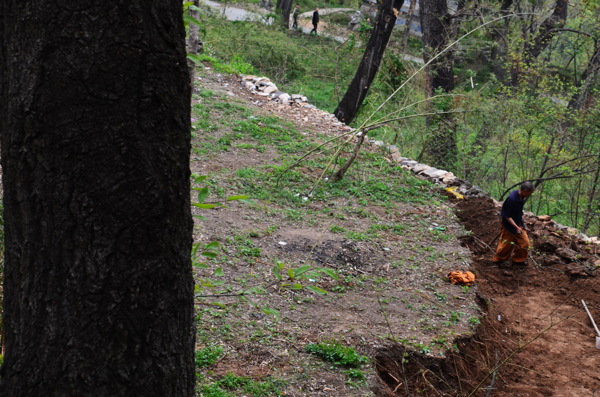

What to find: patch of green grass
left=305, top=342, right=369, bottom=368
left=195, top=345, right=224, bottom=368
left=330, top=225, right=346, bottom=233
left=344, top=231, right=370, bottom=241
left=197, top=374, right=285, bottom=397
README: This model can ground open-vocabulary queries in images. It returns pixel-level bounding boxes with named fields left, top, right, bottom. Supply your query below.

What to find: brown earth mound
left=374, top=195, right=600, bottom=396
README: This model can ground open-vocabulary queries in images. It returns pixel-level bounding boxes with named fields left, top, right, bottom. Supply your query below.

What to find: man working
left=493, top=181, right=535, bottom=266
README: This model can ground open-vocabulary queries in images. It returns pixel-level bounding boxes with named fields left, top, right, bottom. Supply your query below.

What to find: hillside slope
left=191, top=67, right=599, bottom=396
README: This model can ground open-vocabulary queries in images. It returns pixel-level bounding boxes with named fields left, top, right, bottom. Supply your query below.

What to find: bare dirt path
left=375, top=196, right=600, bottom=396
left=453, top=197, right=600, bottom=396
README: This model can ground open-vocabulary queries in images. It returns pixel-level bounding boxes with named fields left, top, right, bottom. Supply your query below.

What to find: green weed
left=197, top=374, right=285, bottom=397
left=195, top=345, right=224, bottom=368
left=304, top=342, right=369, bottom=368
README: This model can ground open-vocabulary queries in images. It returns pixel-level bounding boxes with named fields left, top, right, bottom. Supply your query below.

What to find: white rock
left=391, top=152, right=403, bottom=162
left=263, top=85, right=278, bottom=94
left=423, top=169, right=448, bottom=178
left=412, top=164, right=429, bottom=173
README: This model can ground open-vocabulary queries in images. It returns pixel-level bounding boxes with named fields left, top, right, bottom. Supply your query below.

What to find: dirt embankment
left=374, top=196, right=600, bottom=396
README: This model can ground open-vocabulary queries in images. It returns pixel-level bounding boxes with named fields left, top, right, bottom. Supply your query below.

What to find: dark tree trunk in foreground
left=0, top=1, right=194, bottom=396
left=418, top=0, right=458, bottom=170
left=334, top=0, right=405, bottom=124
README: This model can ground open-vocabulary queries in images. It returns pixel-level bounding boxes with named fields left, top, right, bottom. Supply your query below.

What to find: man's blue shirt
left=501, top=190, right=525, bottom=235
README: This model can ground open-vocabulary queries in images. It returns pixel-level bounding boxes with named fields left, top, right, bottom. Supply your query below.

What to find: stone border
left=239, top=74, right=599, bottom=244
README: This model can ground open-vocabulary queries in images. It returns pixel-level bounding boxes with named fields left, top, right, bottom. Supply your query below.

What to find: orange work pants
left=493, top=226, right=530, bottom=263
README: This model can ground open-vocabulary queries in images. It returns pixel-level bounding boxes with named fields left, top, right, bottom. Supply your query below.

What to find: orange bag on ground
left=448, top=271, right=475, bottom=286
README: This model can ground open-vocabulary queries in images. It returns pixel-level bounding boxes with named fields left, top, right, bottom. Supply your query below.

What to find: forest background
left=190, top=0, right=599, bottom=236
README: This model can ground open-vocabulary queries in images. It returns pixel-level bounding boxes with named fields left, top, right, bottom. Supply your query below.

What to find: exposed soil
left=375, top=196, right=600, bottom=396
left=193, top=69, right=600, bottom=396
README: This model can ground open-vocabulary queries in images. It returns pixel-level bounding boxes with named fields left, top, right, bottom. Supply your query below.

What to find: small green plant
left=449, top=311, right=463, bottom=324
left=330, top=225, right=346, bottom=233
left=197, top=373, right=285, bottom=397
left=304, top=342, right=369, bottom=368
left=434, top=291, right=447, bottom=302
left=195, top=345, right=224, bottom=368
left=271, top=260, right=337, bottom=295
left=344, top=368, right=367, bottom=388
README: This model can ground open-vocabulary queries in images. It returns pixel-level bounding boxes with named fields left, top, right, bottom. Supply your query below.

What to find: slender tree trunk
left=401, top=0, right=417, bottom=55
left=582, top=158, right=600, bottom=234
left=489, top=0, right=513, bottom=81
left=334, top=0, right=405, bottom=124
left=420, top=0, right=454, bottom=95
left=0, top=1, right=194, bottom=395
left=418, top=0, right=458, bottom=169
left=523, top=0, right=569, bottom=64
left=568, top=43, right=600, bottom=110
left=187, top=0, right=203, bottom=89
left=277, top=0, right=293, bottom=28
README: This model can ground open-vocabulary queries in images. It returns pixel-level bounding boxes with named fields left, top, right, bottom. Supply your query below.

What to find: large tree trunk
left=334, top=0, right=405, bottom=124
left=277, top=0, right=293, bottom=28
left=0, top=1, right=195, bottom=396
left=418, top=0, right=458, bottom=169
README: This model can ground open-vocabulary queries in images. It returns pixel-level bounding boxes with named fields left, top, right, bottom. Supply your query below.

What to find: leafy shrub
left=305, top=342, right=369, bottom=368
left=195, top=345, right=224, bottom=368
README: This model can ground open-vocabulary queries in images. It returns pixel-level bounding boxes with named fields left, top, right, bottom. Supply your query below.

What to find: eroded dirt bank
left=373, top=195, right=600, bottom=396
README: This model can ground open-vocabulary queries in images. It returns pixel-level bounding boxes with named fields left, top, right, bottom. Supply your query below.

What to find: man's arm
left=504, top=216, right=524, bottom=234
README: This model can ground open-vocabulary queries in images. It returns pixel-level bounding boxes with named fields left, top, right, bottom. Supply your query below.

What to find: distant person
left=311, top=7, right=319, bottom=34
left=292, top=4, right=300, bottom=29
left=492, top=181, right=535, bottom=266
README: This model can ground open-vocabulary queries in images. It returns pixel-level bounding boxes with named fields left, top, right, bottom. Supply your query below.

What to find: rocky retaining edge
left=239, top=74, right=599, bottom=245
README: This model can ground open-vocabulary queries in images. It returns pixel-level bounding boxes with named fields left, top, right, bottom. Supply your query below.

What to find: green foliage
left=202, top=15, right=361, bottom=111
left=197, top=374, right=285, bottom=396
left=272, top=260, right=337, bottom=295
left=195, top=345, right=225, bottom=368
left=305, top=342, right=369, bottom=368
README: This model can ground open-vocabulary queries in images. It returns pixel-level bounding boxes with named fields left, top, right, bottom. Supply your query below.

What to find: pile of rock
left=240, top=75, right=308, bottom=106
left=384, top=143, right=488, bottom=196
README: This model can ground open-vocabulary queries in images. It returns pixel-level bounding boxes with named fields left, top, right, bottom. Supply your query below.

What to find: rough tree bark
left=418, top=0, right=458, bottom=169
left=0, top=1, right=194, bottom=396
left=334, top=0, right=405, bottom=124
left=277, top=0, right=293, bottom=28
left=420, top=0, right=455, bottom=95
